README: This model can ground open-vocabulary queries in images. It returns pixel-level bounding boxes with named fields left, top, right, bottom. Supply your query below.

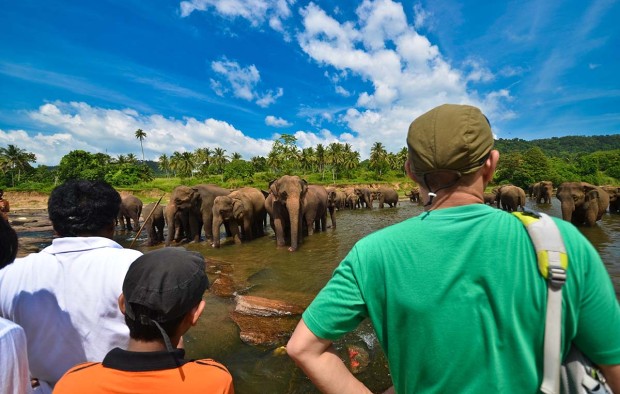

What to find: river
left=117, top=199, right=620, bottom=394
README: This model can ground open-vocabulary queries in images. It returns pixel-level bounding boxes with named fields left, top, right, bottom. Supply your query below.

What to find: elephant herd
left=480, top=181, right=620, bottom=227
left=115, top=179, right=620, bottom=249
left=115, top=176, right=402, bottom=252
left=326, top=186, right=400, bottom=210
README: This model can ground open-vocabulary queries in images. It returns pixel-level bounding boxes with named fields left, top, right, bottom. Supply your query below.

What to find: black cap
left=123, top=247, right=209, bottom=325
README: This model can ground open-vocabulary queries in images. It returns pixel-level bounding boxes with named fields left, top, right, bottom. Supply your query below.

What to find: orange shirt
left=54, top=348, right=234, bottom=394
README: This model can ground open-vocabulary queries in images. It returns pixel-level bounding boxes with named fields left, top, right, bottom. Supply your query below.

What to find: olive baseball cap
left=407, top=104, right=494, bottom=176
left=123, top=247, right=209, bottom=325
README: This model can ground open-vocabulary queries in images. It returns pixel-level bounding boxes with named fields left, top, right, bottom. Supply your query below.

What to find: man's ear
left=189, top=300, right=206, bottom=326
left=118, top=293, right=126, bottom=314
left=405, top=159, right=422, bottom=184
left=482, top=150, right=500, bottom=185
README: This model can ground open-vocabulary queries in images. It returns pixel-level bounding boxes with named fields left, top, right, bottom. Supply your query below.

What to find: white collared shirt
left=0, top=237, right=142, bottom=388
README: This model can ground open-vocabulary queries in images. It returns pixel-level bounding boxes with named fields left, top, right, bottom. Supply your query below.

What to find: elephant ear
left=583, top=184, right=597, bottom=195
left=269, top=181, right=279, bottom=200
left=232, top=198, right=244, bottom=217
left=300, top=179, right=309, bottom=198
left=586, top=190, right=599, bottom=200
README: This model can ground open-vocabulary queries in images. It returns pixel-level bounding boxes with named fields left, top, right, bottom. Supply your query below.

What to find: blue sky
left=1, top=0, right=619, bottom=166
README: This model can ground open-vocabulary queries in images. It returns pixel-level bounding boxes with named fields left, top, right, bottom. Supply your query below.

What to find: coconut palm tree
left=315, top=144, right=326, bottom=179
left=0, top=144, right=36, bottom=186
left=231, top=152, right=242, bottom=161
left=327, top=142, right=344, bottom=181
left=370, top=142, right=388, bottom=176
left=158, top=154, right=170, bottom=178
left=193, top=147, right=212, bottom=176
left=135, top=129, right=147, bottom=162
left=212, top=148, right=228, bottom=175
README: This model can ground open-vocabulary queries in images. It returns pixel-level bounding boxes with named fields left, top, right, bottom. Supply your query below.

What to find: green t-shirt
left=303, top=204, right=620, bottom=393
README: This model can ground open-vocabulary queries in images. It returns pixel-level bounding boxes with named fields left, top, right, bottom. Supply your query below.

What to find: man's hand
left=287, top=319, right=372, bottom=394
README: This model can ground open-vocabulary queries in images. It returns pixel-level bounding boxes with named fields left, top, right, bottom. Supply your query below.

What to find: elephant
left=117, top=195, right=143, bottom=231
left=602, top=186, right=620, bottom=214
left=305, top=184, right=330, bottom=233
left=267, top=175, right=307, bottom=252
left=141, top=202, right=165, bottom=246
left=164, top=184, right=230, bottom=246
left=375, top=186, right=399, bottom=208
left=326, top=187, right=346, bottom=211
left=325, top=188, right=339, bottom=228
left=483, top=192, right=497, bottom=205
left=212, top=187, right=266, bottom=248
left=532, top=181, right=553, bottom=204
left=404, top=187, right=420, bottom=204
left=496, top=185, right=526, bottom=212
left=556, top=182, right=610, bottom=226
left=342, top=187, right=359, bottom=209
left=354, top=187, right=374, bottom=209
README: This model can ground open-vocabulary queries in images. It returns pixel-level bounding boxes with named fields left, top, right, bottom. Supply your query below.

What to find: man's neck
left=126, top=337, right=180, bottom=352
left=425, top=187, right=485, bottom=211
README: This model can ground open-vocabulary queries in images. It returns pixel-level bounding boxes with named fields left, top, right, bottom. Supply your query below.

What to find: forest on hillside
left=1, top=134, right=619, bottom=193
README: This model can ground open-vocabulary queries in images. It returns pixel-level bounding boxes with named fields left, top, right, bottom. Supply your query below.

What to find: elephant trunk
left=164, top=204, right=176, bottom=246
left=287, top=198, right=302, bottom=252
left=212, top=217, right=223, bottom=248
left=560, top=200, right=574, bottom=223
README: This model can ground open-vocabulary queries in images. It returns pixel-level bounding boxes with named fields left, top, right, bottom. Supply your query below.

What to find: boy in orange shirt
left=54, top=248, right=234, bottom=394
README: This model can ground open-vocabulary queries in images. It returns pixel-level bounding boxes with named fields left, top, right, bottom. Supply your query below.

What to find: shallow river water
left=119, top=199, right=619, bottom=394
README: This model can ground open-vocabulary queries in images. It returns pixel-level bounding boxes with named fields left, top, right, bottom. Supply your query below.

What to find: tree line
left=1, top=133, right=619, bottom=191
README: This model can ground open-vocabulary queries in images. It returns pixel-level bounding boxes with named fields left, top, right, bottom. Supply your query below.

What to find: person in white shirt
left=0, top=180, right=142, bottom=391
left=0, top=216, right=32, bottom=394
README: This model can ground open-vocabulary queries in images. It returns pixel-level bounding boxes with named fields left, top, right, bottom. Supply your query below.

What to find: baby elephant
left=212, top=187, right=266, bottom=248
left=141, top=202, right=165, bottom=246
left=118, top=195, right=143, bottom=231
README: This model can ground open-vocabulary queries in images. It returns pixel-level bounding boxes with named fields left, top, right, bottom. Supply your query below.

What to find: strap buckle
left=547, top=266, right=567, bottom=288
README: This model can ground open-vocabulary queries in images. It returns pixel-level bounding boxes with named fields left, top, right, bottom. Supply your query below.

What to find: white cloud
left=297, top=0, right=512, bottom=155
left=265, top=115, right=292, bottom=127
left=335, top=85, right=351, bottom=97
left=462, top=58, right=494, bottom=83
left=588, top=63, right=600, bottom=70
left=210, top=58, right=283, bottom=107
left=180, top=0, right=295, bottom=37
left=7, top=101, right=273, bottom=165
left=413, top=3, right=431, bottom=30
left=256, top=88, right=284, bottom=108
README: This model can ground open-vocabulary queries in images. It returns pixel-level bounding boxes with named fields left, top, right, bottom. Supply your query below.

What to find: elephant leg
left=203, top=211, right=215, bottom=242
left=231, top=220, right=242, bottom=244
left=273, top=215, right=286, bottom=247
left=328, top=206, right=336, bottom=228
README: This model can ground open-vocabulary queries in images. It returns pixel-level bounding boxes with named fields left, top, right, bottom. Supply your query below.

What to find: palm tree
left=170, top=151, right=194, bottom=178
left=169, top=151, right=182, bottom=177
left=158, top=154, right=170, bottom=178
left=370, top=142, right=388, bottom=176
left=315, top=144, right=326, bottom=179
left=126, top=153, right=138, bottom=164
left=231, top=152, right=242, bottom=161
left=212, top=148, right=228, bottom=175
left=193, top=147, right=212, bottom=175
left=135, top=129, right=147, bottom=162
left=327, top=142, right=343, bottom=182
left=300, top=147, right=315, bottom=174
left=0, top=144, right=36, bottom=186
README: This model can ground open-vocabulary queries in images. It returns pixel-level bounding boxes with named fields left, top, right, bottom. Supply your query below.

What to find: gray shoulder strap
left=513, top=211, right=568, bottom=394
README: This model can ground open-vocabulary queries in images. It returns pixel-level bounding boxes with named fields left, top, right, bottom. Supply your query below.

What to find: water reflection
left=127, top=200, right=619, bottom=394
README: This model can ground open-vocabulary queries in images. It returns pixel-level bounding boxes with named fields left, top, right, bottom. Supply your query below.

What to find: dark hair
left=124, top=303, right=188, bottom=342
left=0, top=218, right=18, bottom=268
left=48, top=179, right=121, bottom=237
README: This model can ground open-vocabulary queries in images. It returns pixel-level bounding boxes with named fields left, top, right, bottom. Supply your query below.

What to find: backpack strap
left=513, top=210, right=568, bottom=394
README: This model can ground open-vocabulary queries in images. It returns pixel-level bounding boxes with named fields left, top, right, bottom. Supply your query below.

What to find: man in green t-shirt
left=287, top=104, right=620, bottom=393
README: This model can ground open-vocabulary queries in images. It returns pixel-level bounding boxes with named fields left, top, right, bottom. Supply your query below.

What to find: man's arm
left=287, top=319, right=372, bottom=394
left=600, top=364, right=620, bottom=393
